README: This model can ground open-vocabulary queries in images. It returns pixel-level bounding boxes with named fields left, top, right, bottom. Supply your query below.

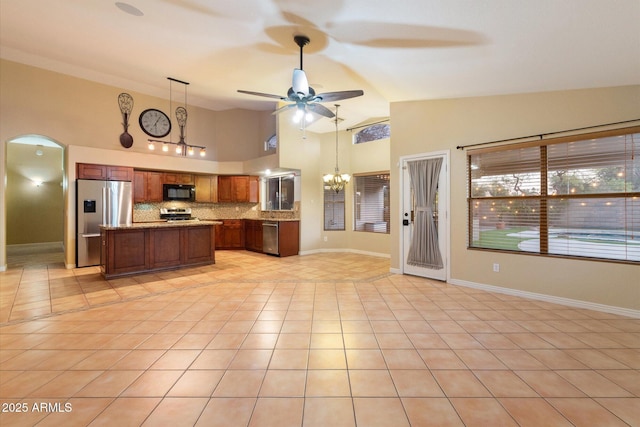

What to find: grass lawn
left=473, top=227, right=531, bottom=251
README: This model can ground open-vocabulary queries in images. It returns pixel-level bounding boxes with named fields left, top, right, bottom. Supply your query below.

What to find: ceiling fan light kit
left=237, top=35, right=364, bottom=128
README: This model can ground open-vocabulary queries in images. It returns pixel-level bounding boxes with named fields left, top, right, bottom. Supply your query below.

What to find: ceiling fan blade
left=271, top=104, right=296, bottom=115
left=307, top=103, right=335, bottom=118
left=292, top=69, right=309, bottom=96
left=315, top=90, right=364, bottom=103
left=237, top=89, right=286, bottom=100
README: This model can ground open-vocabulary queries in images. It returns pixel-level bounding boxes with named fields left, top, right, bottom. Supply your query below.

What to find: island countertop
left=100, top=220, right=222, bottom=230
left=100, top=221, right=218, bottom=279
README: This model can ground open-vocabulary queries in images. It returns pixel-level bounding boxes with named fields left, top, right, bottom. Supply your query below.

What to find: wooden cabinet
left=163, top=172, right=194, bottom=184
left=78, top=163, right=107, bottom=180
left=101, top=228, right=147, bottom=277
left=217, top=176, right=235, bottom=203
left=101, top=224, right=215, bottom=279
left=184, top=225, right=216, bottom=264
left=278, top=221, right=300, bottom=257
left=218, top=175, right=259, bottom=203
left=77, top=163, right=133, bottom=181
left=107, top=166, right=134, bottom=181
left=134, top=171, right=163, bottom=203
left=249, top=176, right=260, bottom=203
left=244, top=220, right=263, bottom=252
left=215, top=219, right=244, bottom=249
left=194, top=175, right=218, bottom=203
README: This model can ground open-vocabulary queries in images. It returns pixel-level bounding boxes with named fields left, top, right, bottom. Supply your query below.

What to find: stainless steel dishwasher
left=262, top=221, right=279, bottom=255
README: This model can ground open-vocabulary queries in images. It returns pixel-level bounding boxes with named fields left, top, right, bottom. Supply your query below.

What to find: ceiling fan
left=238, top=35, right=363, bottom=121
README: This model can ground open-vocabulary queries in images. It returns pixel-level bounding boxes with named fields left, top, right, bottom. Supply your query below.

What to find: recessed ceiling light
left=115, top=2, right=143, bottom=16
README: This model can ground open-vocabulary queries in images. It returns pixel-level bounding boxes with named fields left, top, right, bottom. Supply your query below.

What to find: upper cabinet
left=130, top=168, right=258, bottom=204
left=218, top=175, right=259, bottom=203
left=133, top=171, right=163, bottom=203
left=162, top=172, right=194, bottom=184
left=194, top=175, right=218, bottom=203
left=77, top=163, right=134, bottom=181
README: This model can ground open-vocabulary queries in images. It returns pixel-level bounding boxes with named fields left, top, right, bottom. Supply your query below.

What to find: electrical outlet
left=323, top=236, right=328, bottom=242
left=493, top=263, right=500, bottom=272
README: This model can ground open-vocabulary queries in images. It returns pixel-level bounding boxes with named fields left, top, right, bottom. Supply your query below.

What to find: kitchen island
left=99, top=220, right=221, bottom=279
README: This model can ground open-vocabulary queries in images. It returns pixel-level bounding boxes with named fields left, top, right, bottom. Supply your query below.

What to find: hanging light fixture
left=147, top=77, right=206, bottom=157
left=323, top=104, right=350, bottom=193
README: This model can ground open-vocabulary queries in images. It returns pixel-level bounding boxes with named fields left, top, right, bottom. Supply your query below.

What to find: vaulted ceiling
left=1, top=0, right=638, bottom=133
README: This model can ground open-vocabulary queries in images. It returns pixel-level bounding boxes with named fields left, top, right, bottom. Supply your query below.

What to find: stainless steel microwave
left=163, top=184, right=195, bottom=201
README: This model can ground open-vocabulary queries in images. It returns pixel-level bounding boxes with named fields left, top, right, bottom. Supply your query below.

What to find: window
left=264, top=134, right=277, bottom=151
left=468, top=127, right=640, bottom=263
left=354, top=123, right=390, bottom=144
left=266, top=175, right=294, bottom=210
left=354, top=173, right=390, bottom=233
left=324, top=184, right=345, bottom=230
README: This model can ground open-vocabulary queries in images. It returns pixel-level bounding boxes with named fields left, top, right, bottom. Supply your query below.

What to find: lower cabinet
left=102, top=229, right=147, bottom=276
left=278, top=221, right=300, bottom=257
left=244, top=219, right=263, bottom=252
left=149, top=228, right=182, bottom=269
left=101, top=225, right=215, bottom=278
left=215, top=219, right=299, bottom=256
left=215, top=220, right=244, bottom=249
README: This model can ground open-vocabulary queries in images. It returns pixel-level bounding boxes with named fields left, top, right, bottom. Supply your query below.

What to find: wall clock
left=139, top=108, right=171, bottom=138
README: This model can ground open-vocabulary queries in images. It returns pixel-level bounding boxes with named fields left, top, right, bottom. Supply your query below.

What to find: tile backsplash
left=134, top=201, right=300, bottom=222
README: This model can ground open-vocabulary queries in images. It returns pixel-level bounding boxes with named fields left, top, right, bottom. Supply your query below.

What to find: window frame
left=353, top=171, right=390, bottom=234
left=323, top=182, right=346, bottom=231
left=353, top=123, right=390, bottom=144
left=467, top=126, right=640, bottom=264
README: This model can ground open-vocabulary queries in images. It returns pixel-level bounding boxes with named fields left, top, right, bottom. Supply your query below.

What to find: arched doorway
left=5, top=135, right=65, bottom=267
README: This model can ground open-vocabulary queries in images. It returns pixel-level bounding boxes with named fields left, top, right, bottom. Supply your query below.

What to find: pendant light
left=323, top=104, right=350, bottom=193
left=147, top=77, right=206, bottom=157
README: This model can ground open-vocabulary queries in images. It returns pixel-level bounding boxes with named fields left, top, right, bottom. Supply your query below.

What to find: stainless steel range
left=160, top=207, right=196, bottom=222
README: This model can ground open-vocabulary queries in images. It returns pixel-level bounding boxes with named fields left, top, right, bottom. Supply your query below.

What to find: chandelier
left=323, top=105, right=350, bottom=193
left=147, top=77, right=206, bottom=157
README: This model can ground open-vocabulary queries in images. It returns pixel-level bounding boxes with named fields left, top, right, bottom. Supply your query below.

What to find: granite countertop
left=100, top=220, right=222, bottom=230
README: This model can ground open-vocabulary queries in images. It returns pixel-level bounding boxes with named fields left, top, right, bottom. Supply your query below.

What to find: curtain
left=407, top=158, right=444, bottom=269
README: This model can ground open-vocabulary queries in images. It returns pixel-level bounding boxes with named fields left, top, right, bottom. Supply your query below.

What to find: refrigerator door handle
left=81, top=233, right=101, bottom=238
left=103, top=186, right=109, bottom=226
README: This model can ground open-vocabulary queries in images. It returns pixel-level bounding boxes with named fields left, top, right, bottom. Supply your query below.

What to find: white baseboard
left=449, top=278, right=640, bottom=319
left=6, top=241, right=64, bottom=254
left=0, top=265, right=6, bottom=272
left=299, top=248, right=390, bottom=259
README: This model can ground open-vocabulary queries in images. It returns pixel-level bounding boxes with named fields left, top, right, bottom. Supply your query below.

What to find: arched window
left=354, top=123, right=390, bottom=144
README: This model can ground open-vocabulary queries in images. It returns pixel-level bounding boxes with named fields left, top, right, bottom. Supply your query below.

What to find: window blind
left=354, top=173, right=390, bottom=234
left=468, top=127, right=639, bottom=263
left=324, top=184, right=345, bottom=230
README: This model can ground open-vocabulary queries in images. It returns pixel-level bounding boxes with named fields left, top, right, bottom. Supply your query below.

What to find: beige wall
left=391, top=85, right=640, bottom=311
left=277, top=114, right=391, bottom=256
left=0, top=59, right=274, bottom=162
left=278, top=120, right=323, bottom=252
left=6, top=144, right=64, bottom=244
left=347, top=134, right=391, bottom=256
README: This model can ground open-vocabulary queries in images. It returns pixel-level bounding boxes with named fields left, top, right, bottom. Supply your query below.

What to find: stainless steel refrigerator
left=76, top=179, right=132, bottom=267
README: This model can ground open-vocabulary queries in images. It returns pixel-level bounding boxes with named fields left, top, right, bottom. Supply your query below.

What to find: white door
left=401, top=152, right=449, bottom=281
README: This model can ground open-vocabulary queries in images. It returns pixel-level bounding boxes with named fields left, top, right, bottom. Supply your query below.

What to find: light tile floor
left=0, top=247, right=638, bottom=426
